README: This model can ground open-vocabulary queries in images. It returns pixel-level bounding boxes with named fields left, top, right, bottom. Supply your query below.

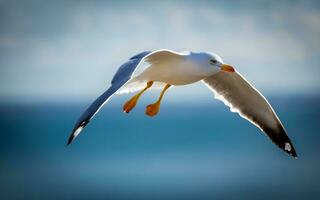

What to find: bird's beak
left=220, top=64, right=235, bottom=72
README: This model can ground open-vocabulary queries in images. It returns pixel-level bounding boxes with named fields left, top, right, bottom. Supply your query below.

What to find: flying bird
left=67, top=49, right=297, bottom=158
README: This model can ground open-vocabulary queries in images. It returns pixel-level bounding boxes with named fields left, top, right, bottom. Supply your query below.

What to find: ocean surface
left=1, top=95, right=319, bottom=199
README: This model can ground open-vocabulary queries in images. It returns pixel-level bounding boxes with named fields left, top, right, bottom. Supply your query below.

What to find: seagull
left=67, top=49, right=297, bottom=158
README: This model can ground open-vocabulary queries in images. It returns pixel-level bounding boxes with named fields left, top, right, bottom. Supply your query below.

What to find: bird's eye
left=210, top=59, right=217, bottom=65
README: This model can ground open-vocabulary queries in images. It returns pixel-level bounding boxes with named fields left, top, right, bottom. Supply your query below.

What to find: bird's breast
left=138, top=59, right=213, bottom=85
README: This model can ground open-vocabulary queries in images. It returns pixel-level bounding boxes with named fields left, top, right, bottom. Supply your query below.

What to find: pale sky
left=0, top=0, right=319, bottom=103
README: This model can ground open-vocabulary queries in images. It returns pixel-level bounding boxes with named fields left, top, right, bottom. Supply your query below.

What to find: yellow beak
left=221, top=64, right=235, bottom=72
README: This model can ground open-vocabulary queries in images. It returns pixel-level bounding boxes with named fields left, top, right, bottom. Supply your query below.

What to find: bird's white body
left=118, top=50, right=222, bottom=94
left=137, top=51, right=220, bottom=85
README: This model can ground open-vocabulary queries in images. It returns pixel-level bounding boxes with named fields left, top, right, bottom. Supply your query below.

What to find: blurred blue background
left=0, top=0, right=320, bottom=199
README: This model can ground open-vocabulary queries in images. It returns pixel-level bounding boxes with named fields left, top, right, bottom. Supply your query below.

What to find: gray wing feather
left=111, top=51, right=151, bottom=85
left=67, top=51, right=152, bottom=145
left=202, top=71, right=297, bottom=158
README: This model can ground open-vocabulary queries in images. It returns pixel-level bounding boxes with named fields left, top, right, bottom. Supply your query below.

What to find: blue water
left=0, top=95, right=319, bottom=199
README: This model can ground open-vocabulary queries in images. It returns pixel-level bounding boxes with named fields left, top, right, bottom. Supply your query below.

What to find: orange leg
left=123, top=81, right=153, bottom=113
left=145, top=84, right=171, bottom=117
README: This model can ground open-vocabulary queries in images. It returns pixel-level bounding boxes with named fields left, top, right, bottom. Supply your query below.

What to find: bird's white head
left=191, top=52, right=235, bottom=74
left=206, top=52, right=235, bottom=73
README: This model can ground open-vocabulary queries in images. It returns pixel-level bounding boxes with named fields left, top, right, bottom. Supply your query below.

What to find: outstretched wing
left=202, top=71, right=297, bottom=158
left=67, top=51, right=152, bottom=145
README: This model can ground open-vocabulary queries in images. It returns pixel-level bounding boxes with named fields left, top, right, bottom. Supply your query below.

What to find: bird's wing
left=115, top=49, right=184, bottom=94
left=202, top=71, right=297, bottom=157
left=67, top=51, right=152, bottom=145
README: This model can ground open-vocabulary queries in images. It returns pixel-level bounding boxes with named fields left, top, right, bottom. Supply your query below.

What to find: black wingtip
left=66, top=134, right=74, bottom=146
left=66, top=118, right=90, bottom=146
left=292, top=148, right=298, bottom=158
left=66, top=123, right=85, bottom=146
left=283, top=141, right=298, bottom=159
left=290, top=148, right=298, bottom=159
left=261, top=124, right=298, bottom=159
left=290, top=151, right=298, bottom=159
left=66, top=128, right=77, bottom=146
